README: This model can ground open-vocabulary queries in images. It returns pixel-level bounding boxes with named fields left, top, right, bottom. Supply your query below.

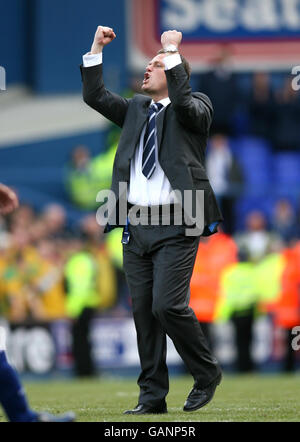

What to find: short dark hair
left=157, top=49, right=192, bottom=80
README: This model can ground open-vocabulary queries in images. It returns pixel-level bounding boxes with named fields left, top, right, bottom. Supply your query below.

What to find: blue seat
left=230, top=136, right=272, bottom=195
left=273, top=153, right=300, bottom=183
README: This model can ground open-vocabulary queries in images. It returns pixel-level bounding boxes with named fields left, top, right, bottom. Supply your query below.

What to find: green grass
left=0, top=374, right=299, bottom=422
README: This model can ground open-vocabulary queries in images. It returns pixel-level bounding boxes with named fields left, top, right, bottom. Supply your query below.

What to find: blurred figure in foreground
left=0, top=183, right=75, bottom=422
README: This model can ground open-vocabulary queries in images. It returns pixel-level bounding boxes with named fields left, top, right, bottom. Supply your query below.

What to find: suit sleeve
left=80, top=63, right=130, bottom=128
left=165, top=63, right=213, bottom=134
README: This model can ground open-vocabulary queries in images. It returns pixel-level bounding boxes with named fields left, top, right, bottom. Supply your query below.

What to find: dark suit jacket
left=80, top=62, right=223, bottom=235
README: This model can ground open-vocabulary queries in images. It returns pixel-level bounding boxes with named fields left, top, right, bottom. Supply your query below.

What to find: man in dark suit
left=81, top=26, right=223, bottom=414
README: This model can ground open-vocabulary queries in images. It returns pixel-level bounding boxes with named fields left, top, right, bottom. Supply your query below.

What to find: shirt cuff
left=82, top=52, right=103, bottom=67
left=163, top=53, right=182, bottom=71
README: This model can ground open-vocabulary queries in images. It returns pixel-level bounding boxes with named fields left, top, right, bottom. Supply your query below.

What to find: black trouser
left=123, top=219, right=221, bottom=408
left=199, top=321, right=213, bottom=351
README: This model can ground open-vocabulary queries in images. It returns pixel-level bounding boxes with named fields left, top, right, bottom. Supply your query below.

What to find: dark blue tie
left=142, top=102, right=163, bottom=179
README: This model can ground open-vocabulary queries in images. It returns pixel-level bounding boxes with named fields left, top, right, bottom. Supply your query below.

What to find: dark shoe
left=183, top=373, right=222, bottom=412
left=123, top=403, right=167, bottom=415
left=35, top=411, right=76, bottom=422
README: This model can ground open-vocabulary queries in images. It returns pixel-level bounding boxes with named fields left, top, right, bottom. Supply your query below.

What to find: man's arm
left=162, top=31, right=213, bottom=134
left=0, top=184, right=19, bottom=215
left=81, top=26, right=130, bottom=128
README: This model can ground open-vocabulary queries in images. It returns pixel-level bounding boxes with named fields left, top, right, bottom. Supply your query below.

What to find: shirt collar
left=151, top=97, right=171, bottom=108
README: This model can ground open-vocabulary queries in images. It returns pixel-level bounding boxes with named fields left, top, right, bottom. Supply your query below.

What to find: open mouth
left=143, top=72, right=150, bottom=84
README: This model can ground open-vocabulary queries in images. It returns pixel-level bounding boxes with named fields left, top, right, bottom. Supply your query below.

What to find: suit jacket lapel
left=156, top=103, right=170, bottom=153
left=128, top=97, right=151, bottom=159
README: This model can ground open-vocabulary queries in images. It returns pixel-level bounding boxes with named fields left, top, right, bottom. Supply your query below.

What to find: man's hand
left=161, top=30, right=182, bottom=50
left=0, top=184, right=19, bottom=215
left=90, top=26, right=116, bottom=54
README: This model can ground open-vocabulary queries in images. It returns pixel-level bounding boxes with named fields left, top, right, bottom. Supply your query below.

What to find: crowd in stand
left=198, top=47, right=300, bottom=151
left=0, top=203, right=124, bottom=323
left=1, top=199, right=299, bottom=372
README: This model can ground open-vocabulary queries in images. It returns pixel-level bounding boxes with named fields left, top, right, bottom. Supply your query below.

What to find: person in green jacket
left=65, top=142, right=117, bottom=210
left=215, top=249, right=258, bottom=372
left=65, top=247, right=100, bottom=377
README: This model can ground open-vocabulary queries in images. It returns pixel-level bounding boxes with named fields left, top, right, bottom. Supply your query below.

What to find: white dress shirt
left=82, top=52, right=182, bottom=205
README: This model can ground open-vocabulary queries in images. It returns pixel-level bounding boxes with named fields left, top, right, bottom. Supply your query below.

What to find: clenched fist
left=91, top=26, right=116, bottom=54
left=161, top=30, right=182, bottom=50
left=0, top=184, right=19, bottom=215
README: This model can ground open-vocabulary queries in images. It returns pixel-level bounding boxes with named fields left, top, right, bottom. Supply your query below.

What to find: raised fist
left=91, top=26, right=116, bottom=54
left=161, top=30, right=182, bottom=50
left=0, top=184, right=19, bottom=215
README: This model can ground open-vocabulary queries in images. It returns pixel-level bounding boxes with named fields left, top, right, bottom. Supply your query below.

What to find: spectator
left=32, top=239, right=66, bottom=320
left=65, top=145, right=95, bottom=209
left=42, top=204, right=67, bottom=238
left=189, top=229, right=238, bottom=350
left=270, top=199, right=298, bottom=245
left=80, top=215, right=117, bottom=311
left=273, top=245, right=300, bottom=372
left=274, top=76, right=300, bottom=151
left=235, top=211, right=282, bottom=262
left=206, top=134, right=243, bottom=234
left=65, top=144, right=116, bottom=210
left=200, top=46, right=238, bottom=135
left=29, top=219, right=48, bottom=244
left=64, top=238, right=99, bottom=377
left=216, top=248, right=258, bottom=373
left=248, top=72, right=276, bottom=143
left=9, top=205, right=36, bottom=236
left=2, top=227, right=42, bottom=322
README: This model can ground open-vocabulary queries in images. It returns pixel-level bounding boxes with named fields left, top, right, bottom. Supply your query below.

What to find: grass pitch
left=0, top=374, right=299, bottom=422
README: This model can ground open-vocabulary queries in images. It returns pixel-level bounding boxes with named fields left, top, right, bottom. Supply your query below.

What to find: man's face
left=141, top=54, right=168, bottom=96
